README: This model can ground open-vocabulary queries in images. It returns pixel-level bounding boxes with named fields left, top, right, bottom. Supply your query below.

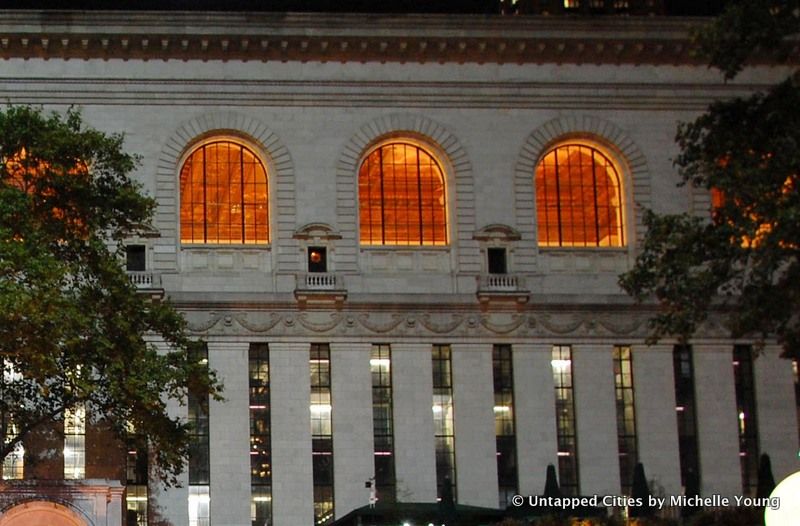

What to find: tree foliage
left=696, top=0, right=800, bottom=80
left=0, top=105, right=221, bottom=485
left=620, top=0, right=800, bottom=359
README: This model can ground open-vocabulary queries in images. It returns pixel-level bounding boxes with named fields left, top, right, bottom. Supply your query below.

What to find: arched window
left=180, top=140, right=268, bottom=244
left=535, top=144, right=624, bottom=247
left=359, top=142, right=448, bottom=246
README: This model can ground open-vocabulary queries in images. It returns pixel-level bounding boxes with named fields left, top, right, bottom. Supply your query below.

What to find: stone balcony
left=476, top=274, right=530, bottom=309
left=127, top=271, right=164, bottom=300
left=294, top=272, right=347, bottom=308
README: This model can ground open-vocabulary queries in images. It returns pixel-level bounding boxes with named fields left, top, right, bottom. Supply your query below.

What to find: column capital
left=329, top=342, right=373, bottom=353
left=392, top=342, right=433, bottom=353
left=450, top=343, right=493, bottom=353
left=631, top=343, right=674, bottom=353
left=270, top=342, right=311, bottom=353
left=205, top=340, right=250, bottom=352
left=693, top=343, right=734, bottom=355
left=514, top=342, right=553, bottom=354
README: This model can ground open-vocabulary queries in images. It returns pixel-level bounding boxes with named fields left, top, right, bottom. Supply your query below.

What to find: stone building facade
left=0, top=8, right=798, bottom=526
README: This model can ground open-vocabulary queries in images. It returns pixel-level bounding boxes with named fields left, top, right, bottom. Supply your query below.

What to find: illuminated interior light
left=551, top=359, right=571, bottom=370
left=493, top=405, right=510, bottom=413
left=310, top=404, right=332, bottom=413
left=369, top=358, right=391, bottom=367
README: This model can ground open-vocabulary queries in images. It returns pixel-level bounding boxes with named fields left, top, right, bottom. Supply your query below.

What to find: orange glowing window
left=710, top=178, right=795, bottom=247
left=710, top=187, right=725, bottom=210
left=3, top=148, right=89, bottom=236
left=535, top=144, right=624, bottom=248
left=180, top=141, right=268, bottom=245
left=358, top=142, right=447, bottom=246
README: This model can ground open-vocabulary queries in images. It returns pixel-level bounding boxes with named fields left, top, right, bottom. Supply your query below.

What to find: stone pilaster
left=207, top=340, right=251, bottom=526
left=573, top=344, right=620, bottom=495
left=452, top=343, right=498, bottom=508
left=392, top=342, right=437, bottom=502
left=330, top=342, right=375, bottom=518
left=694, top=344, right=741, bottom=498
left=271, top=342, right=314, bottom=526
left=631, top=344, right=682, bottom=495
left=148, top=338, right=188, bottom=526
left=514, top=343, right=558, bottom=496
left=755, top=345, right=800, bottom=482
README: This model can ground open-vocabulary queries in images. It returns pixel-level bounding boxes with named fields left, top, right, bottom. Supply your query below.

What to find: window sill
left=181, top=244, right=271, bottom=250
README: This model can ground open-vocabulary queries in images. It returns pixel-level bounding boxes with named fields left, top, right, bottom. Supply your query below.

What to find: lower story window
left=189, top=485, right=210, bottom=526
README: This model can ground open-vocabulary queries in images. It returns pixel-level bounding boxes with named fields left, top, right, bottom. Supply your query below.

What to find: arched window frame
left=178, top=136, right=272, bottom=246
left=534, top=140, right=629, bottom=249
left=357, top=138, right=451, bottom=247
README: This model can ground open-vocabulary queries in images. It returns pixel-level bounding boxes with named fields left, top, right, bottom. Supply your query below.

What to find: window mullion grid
left=616, top=165, right=624, bottom=246
left=613, top=346, right=637, bottom=494
left=591, top=149, right=601, bottom=247
left=553, top=147, right=563, bottom=246
left=202, top=145, right=208, bottom=244
left=417, top=147, right=424, bottom=245
left=379, top=147, right=386, bottom=245
left=240, top=146, right=246, bottom=243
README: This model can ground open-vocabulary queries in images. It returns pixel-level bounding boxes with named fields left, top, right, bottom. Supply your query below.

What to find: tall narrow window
left=188, top=345, right=210, bottom=526
left=493, top=345, right=517, bottom=507
left=1, top=421, right=23, bottom=480
left=310, top=344, right=334, bottom=525
left=126, top=431, right=148, bottom=526
left=371, top=344, right=395, bottom=503
left=64, top=404, right=86, bottom=480
left=180, top=140, right=269, bottom=245
left=733, top=345, right=759, bottom=496
left=535, top=144, right=624, bottom=247
left=432, top=344, right=456, bottom=501
left=359, top=142, right=447, bottom=246
left=613, top=346, right=637, bottom=494
left=1, top=360, right=23, bottom=480
left=249, top=343, right=272, bottom=526
left=552, top=345, right=579, bottom=496
left=673, top=345, right=700, bottom=491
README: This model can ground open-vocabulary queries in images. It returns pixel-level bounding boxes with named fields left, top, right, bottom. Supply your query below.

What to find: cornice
left=0, top=10, right=789, bottom=66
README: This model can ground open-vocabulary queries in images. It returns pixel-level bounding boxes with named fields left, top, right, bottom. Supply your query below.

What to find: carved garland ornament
left=179, top=308, right=705, bottom=340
